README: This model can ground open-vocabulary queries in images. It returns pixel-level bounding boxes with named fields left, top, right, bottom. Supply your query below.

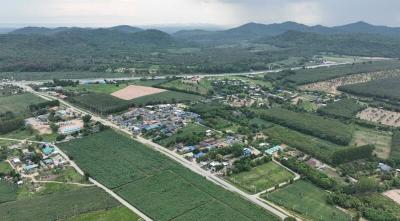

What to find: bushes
left=0, top=114, right=24, bottom=134
left=331, top=145, right=375, bottom=165
left=28, top=100, right=59, bottom=111
left=318, top=98, right=365, bottom=119
left=280, top=158, right=336, bottom=189
left=390, top=130, right=400, bottom=163
left=255, top=108, right=353, bottom=145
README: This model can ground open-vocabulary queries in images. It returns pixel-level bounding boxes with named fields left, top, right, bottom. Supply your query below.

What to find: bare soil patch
left=299, top=69, right=400, bottom=94
left=383, top=189, right=400, bottom=205
left=357, top=107, right=400, bottom=127
left=111, top=85, right=166, bottom=100
left=25, top=117, right=52, bottom=135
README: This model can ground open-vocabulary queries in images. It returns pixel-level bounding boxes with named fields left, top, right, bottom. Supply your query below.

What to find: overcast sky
left=1, top=0, right=400, bottom=28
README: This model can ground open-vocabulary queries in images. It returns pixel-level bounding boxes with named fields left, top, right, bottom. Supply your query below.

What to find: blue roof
left=42, top=146, right=55, bottom=155
left=194, top=152, right=206, bottom=158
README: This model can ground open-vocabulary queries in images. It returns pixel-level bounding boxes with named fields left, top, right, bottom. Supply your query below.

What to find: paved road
left=25, top=88, right=292, bottom=220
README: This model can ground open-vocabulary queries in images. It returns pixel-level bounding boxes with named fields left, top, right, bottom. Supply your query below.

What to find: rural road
left=23, top=87, right=293, bottom=220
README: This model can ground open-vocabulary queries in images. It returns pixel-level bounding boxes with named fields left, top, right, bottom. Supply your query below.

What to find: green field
left=66, top=207, right=140, bottom=221
left=159, top=78, right=213, bottom=95
left=59, top=130, right=278, bottom=221
left=264, top=125, right=347, bottom=163
left=339, top=76, right=400, bottom=101
left=351, top=126, right=392, bottom=159
left=263, top=181, right=351, bottom=221
left=156, top=123, right=209, bottom=147
left=256, top=108, right=354, bottom=145
left=318, top=98, right=365, bottom=119
left=0, top=72, right=131, bottom=81
left=70, top=91, right=201, bottom=114
left=0, top=160, right=13, bottom=175
left=0, top=180, right=17, bottom=203
left=66, top=84, right=124, bottom=94
left=0, top=93, right=46, bottom=115
left=227, top=161, right=294, bottom=194
left=390, top=130, right=400, bottom=162
left=0, top=187, right=119, bottom=221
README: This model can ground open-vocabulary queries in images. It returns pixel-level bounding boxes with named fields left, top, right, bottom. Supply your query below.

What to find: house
left=243, top=148, right=252, bottom=157
left=12, top=158, right=21, bottom=165
left=378, top=163, right=392, bottom=173
left=265, top=145, right=282, bottom=155
left=23, top=164, right=38, bottom=173
left=58, top=119, right=84, bottom=135
left=42, top=145, right=55, bottom=156
left=194, top=152, right=206, bottom=159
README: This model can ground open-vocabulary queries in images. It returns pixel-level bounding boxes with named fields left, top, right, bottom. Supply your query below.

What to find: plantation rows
left=255, top=108, right=353, bottom=145
left=390, top=130, right=400, bottom=163
left=318, top=98, right=365, bottom=119
left=59, top=130, right=278, bottom=221
left=0, top=187, right=118, bottom=221
left=338, top=76, right=400, bottom=101
left=69, top=91, right=201, bottom=114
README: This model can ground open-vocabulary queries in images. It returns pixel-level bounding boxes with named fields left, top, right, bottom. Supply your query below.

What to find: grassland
left=0, top=186, right=119, bottom=221
left=318, top=98, right=365, bottom=119
left=66, top=207, right=140, bottom=221
left=0, top=160, right=13, bottom=174
left=390, top=130, right=400, bottom=162
left=351, top=126, right=392, bottom=159
left=263, top=181, right=351, bottom=221
left=0, top=93, right=46, bottom=115
left=70, top=91, right=201, bottom=114
left=0, top=180, right=17, bottom=203
left=59, top=130, right=278, bottom=221
left=227, top=161, right=294, bottom=194
left=156, top=123, right=209, bottom=148
left=339, top=76, right=400, bottom=102
left=66, top=84, right=124, bottom=94
left=264, top=125, right=347, bottom=163
left=256, top=108, right=354, bottom=145
left=159, top=78, right=213, bottom=95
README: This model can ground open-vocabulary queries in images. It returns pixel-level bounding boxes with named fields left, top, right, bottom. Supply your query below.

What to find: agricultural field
left=155, top=123, right=209, bottom=148
left=111, top=85, right=166, bottom=100
left=0, top=186, right=120, bottom=221
left=356, top=107, right=400, bottom=127
left=227, top=161, right=295, bottom=194
left=216, top=75, right=273, bottom=89
left=59, top=130, right=279, bottom=221
left=70, top=91, right=201, bottom=114
left=299, top=69, right=400, bottom=94
left=339, top=76, right=400, bottom=102
left=0, top=72, right=130, bottom=81
left=159, top=78, right=213, bottom=95
left=66, top=84, right=124, bottom=94
left=263, top=181, right=351, bottom=221
left=0, top=160, right=13, bottom=175
left=280, top=59, right=400, bottom=85
left=255, top=108, right=354, bottom=145
left=264, top=125, right=347, bottom=163
left=390, top=130, right=400, bottom=162
left=350, top=126, right=392, bottom=159
left=66, top=207, right=140, bottom=221
left=318, top=98, right=365, bottom=119
left=0, top=180, right=17, bottom=203
left=0, top=93, right=46, bottom=115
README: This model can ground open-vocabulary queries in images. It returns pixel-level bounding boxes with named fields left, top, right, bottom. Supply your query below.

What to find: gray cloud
left=0, top=0, right=399, bottom=27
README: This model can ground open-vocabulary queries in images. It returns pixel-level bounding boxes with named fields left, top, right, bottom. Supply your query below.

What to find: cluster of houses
left=110, top=104, right=201, bottom=136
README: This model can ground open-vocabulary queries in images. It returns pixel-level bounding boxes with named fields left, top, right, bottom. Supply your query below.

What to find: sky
left=1, top=0, right=400, bottom=28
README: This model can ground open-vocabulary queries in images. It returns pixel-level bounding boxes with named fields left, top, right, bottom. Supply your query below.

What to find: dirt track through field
left=111, top=85, right=166, bottom=100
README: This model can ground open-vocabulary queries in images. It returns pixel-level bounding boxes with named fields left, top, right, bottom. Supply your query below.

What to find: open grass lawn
left=0, top=128, right=35, bottom=140
left=0, top=180, right=17, bottom=203
left=263, top=181, right=351, bottom=221
left=66, top=84, right=124, bottom=94
left=227, top=161, right=294, bottom=194
left=130, top=90, right=202, bottom=106
left=66, top=207, right=140, bottom=221
left=264, top=125, right=347, bottom=163
left=156, top=123, right=209, bottom=148
left=351, top=126, right=392, bottom=159
left=59, top=130, right=279, bottom=221
left=0, top=160, right=13, bottom=174
left=391, top=130, right=400, bottom=162
left=0, top=93, right=46, bottom=115
left=0, top=186, right=119, bottom=221
left=52, top=167, right=89, bottom=184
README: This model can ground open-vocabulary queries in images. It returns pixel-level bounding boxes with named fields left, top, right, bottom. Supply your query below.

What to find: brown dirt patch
left=111, top=85, right=166, bottom=100
left=383, top=189, right=400, bottom=205
left=357, top=107, right=400, bottom=127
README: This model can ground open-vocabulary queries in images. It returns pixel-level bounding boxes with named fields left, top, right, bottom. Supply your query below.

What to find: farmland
left=59, top=130, right=279, bottom=221
left=350, top=126, right=392, bottom=159
left=0, top=72, right=130, bottom=81
left=263, top=181, right=351, bottom=221
left=0, top=93, right=46, bottom=115
left=158, top=78, right=213, bottom=95
left=390, top=130, right=400, bottom=162
left=227, top=161, right=294, bottom=194
left=111, top=85, right=166, bottom=100
left=318, top=98, right=365, bottom=119
left=356, top=107, right=400, bottom=127
left=263, top=125, right=346, bottom=162
left=66, top=84, right=124, bottom=94
left=69, top=91, right=201, bottom=114
left=66, top=207, right=140, bottom=221
left=0, top=180, right=17, bottom=203
left=255, top=108, right=354, bottom=145
left=280, top=60, right=400, bottom=85
left=0, top=187, right=119, bottom=221
left=339, top=76, right=400, bottom=102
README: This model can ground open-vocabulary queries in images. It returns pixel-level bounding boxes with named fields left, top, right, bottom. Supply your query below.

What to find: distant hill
left=107, top=25, right=143, bottom=33
left=10, top=25, right=143, bottom=35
